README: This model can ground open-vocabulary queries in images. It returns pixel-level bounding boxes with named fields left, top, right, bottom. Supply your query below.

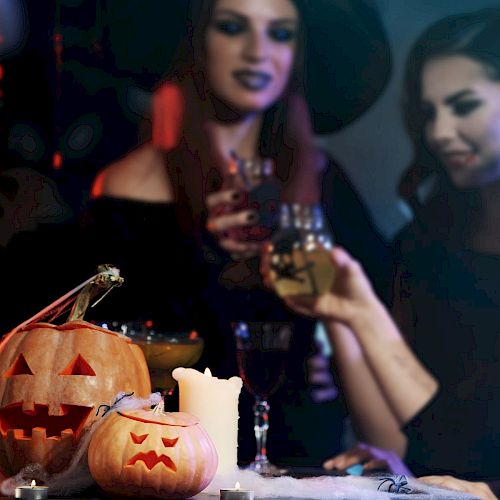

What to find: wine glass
left=99, top=321, right=204, bottom=402
left=233, top=320, right=293, bottom=476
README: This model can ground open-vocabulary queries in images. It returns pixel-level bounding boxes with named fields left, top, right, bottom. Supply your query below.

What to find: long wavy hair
left=399, top=7, right=500, bottom=246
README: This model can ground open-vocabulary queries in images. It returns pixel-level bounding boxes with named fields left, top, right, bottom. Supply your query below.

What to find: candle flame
left=204, top=367, right=212, bottom=377
left=235, top=482, right=240, bottom=490
left=31, top=480, right=36, bottom=488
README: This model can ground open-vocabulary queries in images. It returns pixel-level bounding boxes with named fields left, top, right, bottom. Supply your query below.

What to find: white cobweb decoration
left=0, top=391, right=162, bottom=497
left=205, top=468, right=479, bottom=499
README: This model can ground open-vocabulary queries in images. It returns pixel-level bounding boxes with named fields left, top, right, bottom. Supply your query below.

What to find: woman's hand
left=205, top=187, right=262, bottom=259
left=261, top=244, right=381, bottom=325
left=418, top=476, right=497, bottom=500
left=323, top=442, right=412, bottom=476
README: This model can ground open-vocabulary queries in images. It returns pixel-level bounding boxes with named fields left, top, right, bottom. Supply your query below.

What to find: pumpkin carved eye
left=4, top=354, right=33, bottom=377
left=59, top=355, right=96, bottom=376
left=162, top=437, right=179, bottom=448
left=130, top=432, right=148, bottom=444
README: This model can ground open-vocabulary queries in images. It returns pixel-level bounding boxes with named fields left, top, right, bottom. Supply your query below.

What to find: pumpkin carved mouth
left=127, top=451, right=177, bottom=471
left=0, top=403, right=92, bottom=440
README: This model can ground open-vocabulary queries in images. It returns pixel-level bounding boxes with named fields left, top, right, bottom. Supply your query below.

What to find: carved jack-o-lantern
left=88, top=404, right=218, bottom=499
left=0, top=320, right=151, bottom=475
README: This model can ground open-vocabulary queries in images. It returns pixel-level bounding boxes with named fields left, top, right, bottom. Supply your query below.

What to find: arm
left=418, top=476, right=497, bottom=500
left=274, top=246, right=438, bottom=426
left=326, top=319, right=407, bottom=456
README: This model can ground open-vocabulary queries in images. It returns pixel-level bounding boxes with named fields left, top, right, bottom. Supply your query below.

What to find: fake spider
left=377, top=475, right=411, bottom=494
left=270, top=257, right=314, bottom=282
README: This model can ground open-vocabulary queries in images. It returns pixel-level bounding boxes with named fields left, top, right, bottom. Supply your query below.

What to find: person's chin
left=451, top=172, right=500, bottom=191
left=226, top=92, right=278, bottom=114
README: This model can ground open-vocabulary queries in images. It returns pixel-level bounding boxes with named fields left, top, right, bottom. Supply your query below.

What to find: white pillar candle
left=173, top=367, right=242, bottom=473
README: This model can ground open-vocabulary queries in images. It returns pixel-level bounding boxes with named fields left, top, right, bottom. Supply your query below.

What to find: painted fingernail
left=247, top=212, right=258, bottom=222
left=346, top=464, right=364, bottom=476
left=231, top=191, right=242, bottom=202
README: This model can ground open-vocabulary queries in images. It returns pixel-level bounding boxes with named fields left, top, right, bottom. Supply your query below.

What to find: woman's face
left=205, top=0, right=298, bottom=114
left=422, top=54, right=500, bottom=189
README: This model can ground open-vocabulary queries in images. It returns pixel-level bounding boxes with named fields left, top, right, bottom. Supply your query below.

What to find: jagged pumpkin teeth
left=8, top=429, right=26, bottom=439
left=0, top=268, right=152, bottom=475
left=31, top=427, right=47, bottom=440
left=0, top=320, right=151, bottom=474
left=60, top=429, right=74, bottom=439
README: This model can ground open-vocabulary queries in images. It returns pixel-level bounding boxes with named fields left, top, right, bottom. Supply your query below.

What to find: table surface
left=1, top=467, right=480, bottom=500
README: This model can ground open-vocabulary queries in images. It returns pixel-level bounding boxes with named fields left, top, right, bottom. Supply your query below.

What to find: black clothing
left=0, top=155, right=390, bottom=467
left=394, top=221, right=500, bottom=486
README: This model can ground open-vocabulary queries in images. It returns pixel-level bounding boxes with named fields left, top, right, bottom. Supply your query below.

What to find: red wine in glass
left=237, top=349, right=288, bottom=399
left=233, top=321, right=292, bottom=476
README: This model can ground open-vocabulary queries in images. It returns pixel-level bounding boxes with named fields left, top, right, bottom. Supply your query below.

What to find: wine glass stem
left=253, top=397, right=270, bottom=464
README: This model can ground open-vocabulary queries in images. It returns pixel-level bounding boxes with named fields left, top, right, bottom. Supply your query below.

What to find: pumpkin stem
left=68, top=264, right=124, bottom=321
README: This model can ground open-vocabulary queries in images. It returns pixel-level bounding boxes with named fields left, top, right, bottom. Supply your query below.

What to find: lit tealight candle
left=220, top=482, right=254, bottom=500
left=15, top=480, right=49, bottom=500
left=173, top=366, right=243, bottom=473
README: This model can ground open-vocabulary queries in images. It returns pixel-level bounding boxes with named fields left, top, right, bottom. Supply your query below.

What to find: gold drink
left=137, top=337, right=204, bottom=391
left=267, top=203, right=336, bottom=298
left=269, top=246, right=336, bottom=297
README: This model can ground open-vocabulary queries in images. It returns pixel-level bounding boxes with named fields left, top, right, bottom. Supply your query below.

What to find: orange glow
left=152, top=83, right=184, bottom=151
left=52, top=151, right=63, bottom=170
left=228, top=157, right=238, bottom=175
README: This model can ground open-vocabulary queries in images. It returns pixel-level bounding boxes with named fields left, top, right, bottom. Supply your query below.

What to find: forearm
left=349, top=302, right=438, bottom=425
left=325, top=320, right=407, bottom=456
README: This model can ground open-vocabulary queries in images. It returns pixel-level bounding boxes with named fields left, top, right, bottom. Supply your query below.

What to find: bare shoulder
left=91, top=142, right=173, bottom=202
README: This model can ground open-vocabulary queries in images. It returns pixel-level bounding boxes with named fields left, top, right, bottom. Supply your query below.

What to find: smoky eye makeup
left=268, top=26, right=296, bottom=42
left=452, top=99, right=482, bottom=116
left=211, top=17, right=246, bottom=36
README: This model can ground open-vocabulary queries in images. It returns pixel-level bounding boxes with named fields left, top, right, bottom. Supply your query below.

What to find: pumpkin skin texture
left=0, top=320, right=151, bottom=475
left=88, top=408, right=218, bottom=499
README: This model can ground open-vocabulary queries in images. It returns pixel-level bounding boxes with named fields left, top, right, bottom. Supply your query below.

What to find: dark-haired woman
left=1, top=0, right=392, bottom=468
left=279, top=7, right=500, bottom=499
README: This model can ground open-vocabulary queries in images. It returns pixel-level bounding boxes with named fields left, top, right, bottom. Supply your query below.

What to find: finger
left=330, top=246, right=352, bottom=268
left=219, top=239, right=261, bottom=255
left=283, top=298, right=317, bottom=317
left=331, top=246, right=363, bottom=277
left=362, top=459, right=389, bottom=472
left=206, top=189, right=243, bottom=209
left=323, top=450, right=369, bottom=470
left=418, top=476, right=450, bottom=487
left=206, top=210, right=257, bottom=233
left=259, top=247, right=273, bottom=286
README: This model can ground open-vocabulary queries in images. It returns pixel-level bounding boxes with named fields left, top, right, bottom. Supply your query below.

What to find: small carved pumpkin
left=0, top=320, right=151, bottom=474
left=88, top=403, right=218, bottom=499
